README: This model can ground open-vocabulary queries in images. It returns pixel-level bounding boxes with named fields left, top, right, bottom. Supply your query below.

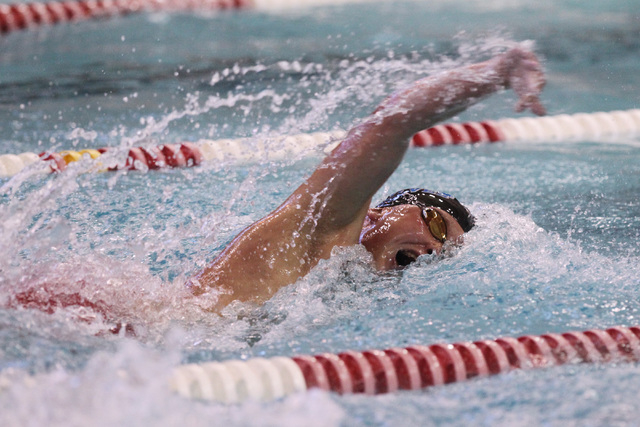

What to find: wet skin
left=191, top=47, right=546, bottom=311
left=359, top=205, right=465, bottom=270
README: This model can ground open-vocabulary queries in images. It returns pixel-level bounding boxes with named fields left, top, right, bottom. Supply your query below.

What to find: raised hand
left=500, top=47, right=547, bottom=116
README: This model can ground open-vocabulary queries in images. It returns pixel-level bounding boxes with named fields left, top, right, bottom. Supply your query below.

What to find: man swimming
left=189, top=46, right=546, bottom=312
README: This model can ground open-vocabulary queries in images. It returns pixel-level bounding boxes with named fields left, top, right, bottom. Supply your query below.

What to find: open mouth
left=395, top=249, right=421, bottom=267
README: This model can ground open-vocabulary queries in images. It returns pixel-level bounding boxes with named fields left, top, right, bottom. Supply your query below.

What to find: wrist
left=488, top=52, right=513, bottom=90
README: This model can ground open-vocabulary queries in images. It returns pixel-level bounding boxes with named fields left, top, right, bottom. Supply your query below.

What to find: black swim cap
left=375, top=188, right=475, bottom=232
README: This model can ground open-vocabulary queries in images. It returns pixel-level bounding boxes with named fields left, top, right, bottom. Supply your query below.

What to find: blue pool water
left=1, top=0, right=639, bottom=425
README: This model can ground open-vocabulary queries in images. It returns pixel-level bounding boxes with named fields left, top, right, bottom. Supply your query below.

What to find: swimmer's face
left=359, top=204, right=465, bottom=270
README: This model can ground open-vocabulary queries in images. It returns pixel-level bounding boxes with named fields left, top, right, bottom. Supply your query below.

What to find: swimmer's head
left=360, top=188, right=474, bottom=270
left=375, top=188, right=475, bottom=232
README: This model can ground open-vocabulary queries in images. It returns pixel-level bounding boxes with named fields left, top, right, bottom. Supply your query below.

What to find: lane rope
left=2, top=109, right=639, bottom=178
left=0, top=0, right=253, bottom=34
left=0, top=0, right=388, bottom=34
left=169, top=325, right=640, bottom=403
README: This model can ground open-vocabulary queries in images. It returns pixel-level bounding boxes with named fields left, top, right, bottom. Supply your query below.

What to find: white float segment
left=245, top=358, right=285, bottom=400
left=0, top=154, right=25, bottom=178
left=222, top=360, right=265, bottom=402
left=269, top=356, right=307, bottom=395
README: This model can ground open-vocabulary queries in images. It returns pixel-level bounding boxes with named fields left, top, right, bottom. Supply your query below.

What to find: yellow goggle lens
left=422, top=208, right=447, bottom=243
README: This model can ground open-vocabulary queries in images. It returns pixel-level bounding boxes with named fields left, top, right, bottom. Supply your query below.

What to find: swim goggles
left=421, top=207, right=447, bottom=243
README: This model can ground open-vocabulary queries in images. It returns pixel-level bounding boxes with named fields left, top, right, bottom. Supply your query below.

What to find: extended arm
left=298, top=46, right=546, bottom=231
left=192, top=46, right=545, bottom=309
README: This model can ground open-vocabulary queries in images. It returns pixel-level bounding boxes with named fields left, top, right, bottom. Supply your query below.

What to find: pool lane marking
left=0, top=0, right=257, bottom=34
left=170, top=324, right=640, bottom=403
left=2, top=109, right=640, bottom=178
left=0, top=0, right=394, bottom=36
left=0, top=0, right=391, bottom=35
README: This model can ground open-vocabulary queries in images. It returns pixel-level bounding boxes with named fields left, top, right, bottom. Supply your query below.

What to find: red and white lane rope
left=0, top=0, right=251, bottom=34
left=0, top=131, right=344, bottom=177
left=169, top=325, right=640, bottom=403
left=0, top=0, right=385, bottom=34
left=2, top=109, right=640, bottom=178
left=410, top=109, right=640, bottom=147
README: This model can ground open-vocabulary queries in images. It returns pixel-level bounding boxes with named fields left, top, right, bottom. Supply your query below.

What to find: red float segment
left=453, top=342, right=489, bottom=378
left=410, top=131, right=429, bottom=147
left=584, top=329, right=620, bottom=361
left=410, top=120, right=504, bottom=147
left=38, top=152, right=67, bottom=172
left=462, top=122, right=490, bottom=142
left=361, top=350, right=394, bottom=394
left=339, top=351, right=375, bottom=394
left=426, top=126, right=447, bottom=146
left=43, top=2, right=64, bottom=23
left=385, top=348, right=422, bottom=390
left=10, top=5, right=29, bottom=29
left=429, top=344, right=466, bottom=383
left=473, top=339, right=512, bottom=373
left=561, top=332, right=603, bottom=363
left=405, top=345, right=445, bottom=387
left=179, top=142, right=204, bottom=167
left=540, top=333, right=579, bottom=364
left=606, top=327, right=640, bottom=360
left=494, top=337, right=530, bottom=369
left=291, top=356, right=330, bottom=391
left=160, top=143, right=187, bottom=167
left=314, top=353, right=353, bottom=394
left=481, top=121, right=503, bottom=142
left=517, top=335, right=555, bottom=367
left=141, top=146, right=167, bottom=169
left=123, top=147, right=147, bottom=170
left=30, top=3, right=50, bottom=24
left=444, top=124, right=471, bottom=144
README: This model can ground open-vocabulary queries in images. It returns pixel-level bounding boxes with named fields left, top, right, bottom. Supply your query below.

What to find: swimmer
left=190, top=46, right=546, bottom=311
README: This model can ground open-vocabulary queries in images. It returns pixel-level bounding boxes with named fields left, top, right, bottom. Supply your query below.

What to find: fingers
left=515, top=95, right=546, bottom=116
left=506, top=47, right=546, bottom=116
left=530, top=100, right=546, bottom=116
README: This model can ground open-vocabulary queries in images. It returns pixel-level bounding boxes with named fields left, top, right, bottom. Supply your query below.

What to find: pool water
left=1, top=0, right=640, bottom=425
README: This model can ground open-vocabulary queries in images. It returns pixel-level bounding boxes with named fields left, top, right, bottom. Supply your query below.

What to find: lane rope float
left=169, top=325, right=640, bottom=403
left=0, top=0, right=252, bottom=34
left=0, top=0, right=387, bottom=35
left=1, top=109, right=640, bottom=178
